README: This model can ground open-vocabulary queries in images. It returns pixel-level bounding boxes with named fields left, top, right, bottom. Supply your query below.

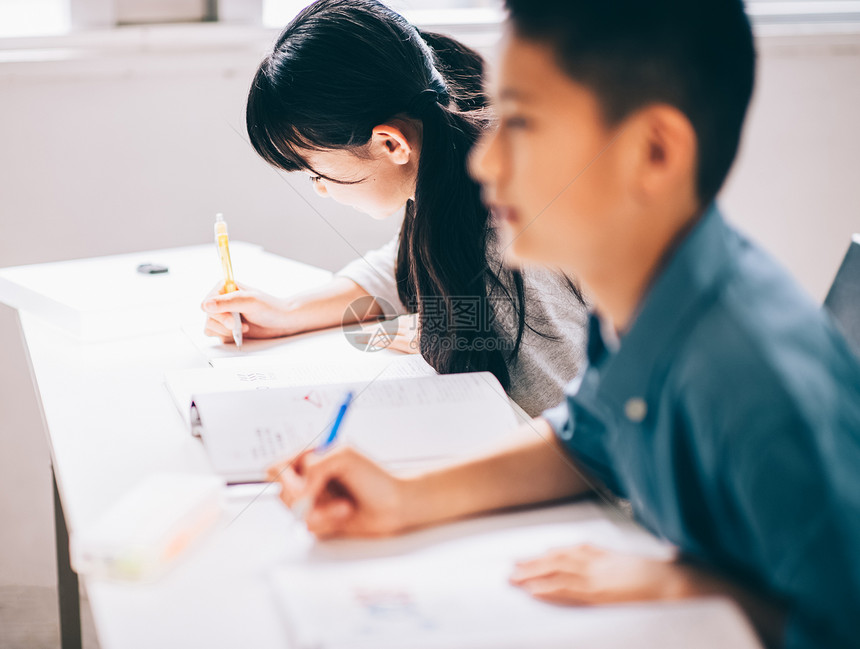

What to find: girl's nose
left=311, top=177, right=328, bottom=198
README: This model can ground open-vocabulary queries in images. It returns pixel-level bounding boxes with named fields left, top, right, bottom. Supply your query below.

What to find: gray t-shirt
left=337, top=234, right=588, bottom=416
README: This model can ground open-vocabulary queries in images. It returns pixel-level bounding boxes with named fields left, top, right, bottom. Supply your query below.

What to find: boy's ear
left=632, top=105, right=697, bottom=203
left=370, top=123, right=413, bottom=165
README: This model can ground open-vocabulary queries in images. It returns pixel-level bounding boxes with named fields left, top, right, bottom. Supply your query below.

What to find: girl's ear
left=370, top=123, right=414, bottom=165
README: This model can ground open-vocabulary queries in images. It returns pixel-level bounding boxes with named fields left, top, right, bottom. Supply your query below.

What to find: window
left=0, top=0, right=68, bottom=38
left=262, top=0, right=503, bottom=30
left=1, top=0, right=859, bottom=39
left=747, top=0, right=860, bottom=26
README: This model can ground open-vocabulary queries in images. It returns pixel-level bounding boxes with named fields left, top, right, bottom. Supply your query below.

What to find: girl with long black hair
left=202, top=0, right=588, bottom=416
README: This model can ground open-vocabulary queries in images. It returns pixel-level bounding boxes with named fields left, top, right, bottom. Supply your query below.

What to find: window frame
left=3, top=0, right=860, bottom=43
left=61, top=0, right=860, bottom=30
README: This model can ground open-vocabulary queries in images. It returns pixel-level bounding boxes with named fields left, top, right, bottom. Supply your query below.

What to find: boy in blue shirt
left=268, top=1, right=860, bottom=646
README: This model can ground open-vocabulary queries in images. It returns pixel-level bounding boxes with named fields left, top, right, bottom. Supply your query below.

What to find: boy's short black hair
left=505, top=0, right=756, bottom=206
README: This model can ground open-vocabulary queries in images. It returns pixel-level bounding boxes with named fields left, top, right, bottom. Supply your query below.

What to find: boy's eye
left=309, top=175, right=322, bottom=184
left=501, top=115, right=530, bottom=130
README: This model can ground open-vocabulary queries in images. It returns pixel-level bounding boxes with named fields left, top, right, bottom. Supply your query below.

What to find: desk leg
left=52, top=467, right=82, bottom=649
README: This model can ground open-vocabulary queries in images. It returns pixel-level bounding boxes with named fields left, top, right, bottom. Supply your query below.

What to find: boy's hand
left=266, top=447, right=417, bottom=538
left=201, top=282, right=294, bottom=341
left=510, top=544, right=697, bottom=605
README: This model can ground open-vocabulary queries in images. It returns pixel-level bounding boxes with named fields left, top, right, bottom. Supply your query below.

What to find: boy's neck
left=582, top=202, right=703, bottom=335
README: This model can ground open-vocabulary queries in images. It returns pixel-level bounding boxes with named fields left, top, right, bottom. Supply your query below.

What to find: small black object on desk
left=136, top=263, right=169, bottom=275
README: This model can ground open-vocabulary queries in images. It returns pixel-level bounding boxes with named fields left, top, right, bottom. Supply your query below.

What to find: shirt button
left=624, top=397, right=648, bottom=423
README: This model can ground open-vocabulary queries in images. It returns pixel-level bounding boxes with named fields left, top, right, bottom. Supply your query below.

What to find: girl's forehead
left=303, top=147, right=364, bottom=169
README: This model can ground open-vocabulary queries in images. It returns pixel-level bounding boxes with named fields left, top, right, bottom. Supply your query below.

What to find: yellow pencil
left=214, top=213, right=243, bottom=348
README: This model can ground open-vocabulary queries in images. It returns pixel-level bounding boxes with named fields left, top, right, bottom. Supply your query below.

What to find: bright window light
left=262, top=0, right=502, bottom=29
left=0, top=0, right=69, bottom=38
left=262, top=0, right=311, bottom=27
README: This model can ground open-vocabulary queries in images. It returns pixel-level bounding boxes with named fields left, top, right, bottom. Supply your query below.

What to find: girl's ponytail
left=416, top=29, right=487, bottom=112
left=396, top=82, right=512, bottom=384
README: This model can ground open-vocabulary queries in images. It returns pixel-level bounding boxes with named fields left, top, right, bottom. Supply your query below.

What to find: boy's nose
left=469, top=130, right=498, bottom=188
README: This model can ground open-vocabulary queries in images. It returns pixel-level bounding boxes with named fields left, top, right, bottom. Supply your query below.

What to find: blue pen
left=317, top=391, right=354, bottom=452
left=291, top=391, right=354, bottom=521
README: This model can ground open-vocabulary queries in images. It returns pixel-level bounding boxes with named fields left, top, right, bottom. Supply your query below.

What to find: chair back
left=824, top=234, right=860, bottom=351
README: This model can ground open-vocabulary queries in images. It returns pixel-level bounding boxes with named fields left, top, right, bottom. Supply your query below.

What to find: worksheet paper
left=181, top=321, right=360, bottom=365
left=270, top=514, right=759, bottom=649
left=189, top=372, right=519, bottom=483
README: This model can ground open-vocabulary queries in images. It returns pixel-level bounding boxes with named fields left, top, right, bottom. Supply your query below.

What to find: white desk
left=2, top=246, right=763, bottom=649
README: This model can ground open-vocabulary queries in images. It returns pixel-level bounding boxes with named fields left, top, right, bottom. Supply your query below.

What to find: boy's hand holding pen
left=289, top=391, right=353, bottom=520
left=265, top=391, right=415, bottom=538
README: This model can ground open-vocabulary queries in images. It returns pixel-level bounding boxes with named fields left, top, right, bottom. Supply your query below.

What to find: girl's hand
left=510, top=544, right=698, bottom=605
left=383, top=313, right=421, bottom=354
left=354, top=313, right=421, bottom=354
left=201, top=282, right=295, bottom=341
left=265, top=446, right=418, bottom=538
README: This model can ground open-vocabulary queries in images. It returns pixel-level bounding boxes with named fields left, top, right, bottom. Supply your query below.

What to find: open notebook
left=164, top=357, right=519, bottom=483
left=164, top=354, right=437, bottom=427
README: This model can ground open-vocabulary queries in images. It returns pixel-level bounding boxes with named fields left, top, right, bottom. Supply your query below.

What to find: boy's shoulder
left=670, top=224, right=860, bottom=438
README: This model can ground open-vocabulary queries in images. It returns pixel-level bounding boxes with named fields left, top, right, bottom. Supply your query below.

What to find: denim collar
left=580, top=203, right=737, bottom=417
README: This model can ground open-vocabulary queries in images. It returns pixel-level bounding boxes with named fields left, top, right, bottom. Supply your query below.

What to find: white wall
left=0, top=30, right=401, bottom=271
left=722, top=33, right=860, bottom=300
left=1, top=25, right=858, bottom=588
